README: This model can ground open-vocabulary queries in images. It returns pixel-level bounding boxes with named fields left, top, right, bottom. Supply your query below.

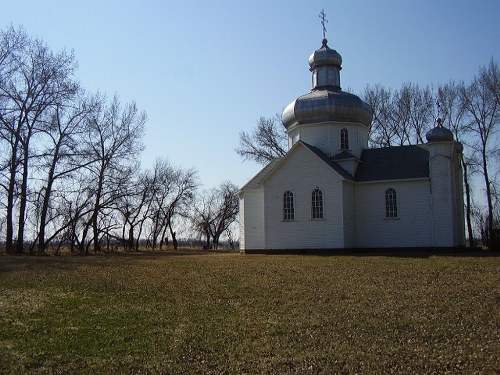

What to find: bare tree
left=460, top=65, right=500, bottom=248
left=146, top=158, right=198, bottom=250
left=363, top=83, right=433, bottom=147
left=481, top=59, right=500, bottom=107
left=236, top=115, right=287, bottom=165
left=33, top=94, right=97, bottom=253
left=194, top=181, right=239, bottom=250
left=0, top=27, right=78, bottom=253
left=407, top=83, right=434, bottom=144
left=57, top=181, right=94, bottom=253
left=82, top=95, right=146, bottom=253
left=363, top=84, right=396, bottom=147
left=115, top=168, right=155, bottom=251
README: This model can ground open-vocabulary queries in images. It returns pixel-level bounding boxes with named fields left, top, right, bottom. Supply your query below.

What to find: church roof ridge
left=239, top=157, right=283, bottom=191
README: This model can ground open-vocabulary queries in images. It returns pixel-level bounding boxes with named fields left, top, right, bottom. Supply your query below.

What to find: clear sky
left=2, top=1, right=499, bottom=189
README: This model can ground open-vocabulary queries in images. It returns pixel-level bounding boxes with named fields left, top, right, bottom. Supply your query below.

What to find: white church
left=238, top=37, right=465, bottom=253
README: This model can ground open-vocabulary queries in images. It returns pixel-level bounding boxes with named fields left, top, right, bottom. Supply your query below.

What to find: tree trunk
left=17, top=140, right=30, bottom=254
left=481, top=147, right=494, bottom=247
left=128, top=225, right=135, bottom=251
left=160, top=224, right=168, bottom=250
left=6, top=135, right=20, bottom=254
left=37, top=142, right=61, bottom=254
left=168, top=221, right=178, bottom=250
left=461, top=158, right=475, bottom=247
left=92, top=168, right=105, bottom=253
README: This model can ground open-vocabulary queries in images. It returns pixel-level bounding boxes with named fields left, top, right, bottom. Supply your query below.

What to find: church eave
left=355, top=177, right=431, bottom=184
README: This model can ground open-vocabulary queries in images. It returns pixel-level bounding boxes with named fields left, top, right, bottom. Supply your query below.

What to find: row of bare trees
left=237, top=61, right=500, bottom=248
left=0, top=26, right=239, bottom=254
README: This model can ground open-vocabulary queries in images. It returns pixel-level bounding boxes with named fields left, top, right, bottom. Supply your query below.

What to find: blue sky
left=2, top=1, right=499, bottom=189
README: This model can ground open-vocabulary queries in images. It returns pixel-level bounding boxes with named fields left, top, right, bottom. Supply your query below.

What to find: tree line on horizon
left=0, top=26, right=238, bottom=255
left=237, top=63, right=500, bottom=249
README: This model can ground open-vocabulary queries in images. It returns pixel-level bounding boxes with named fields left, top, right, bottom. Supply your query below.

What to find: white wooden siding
left=264, top=144, right=345, bottom=249
left=239, top=195, right=245, bottom=250
left=343, top=182, right=356, bottom=247
left=296, top=124, right=330, bottom=156
left=453, top=152, right=466, bottom=246
left=294, top=122, right=369, bottom=159
left=239, top=188, right=265, bottom=250
left=355, top=180, right=433, bottom=248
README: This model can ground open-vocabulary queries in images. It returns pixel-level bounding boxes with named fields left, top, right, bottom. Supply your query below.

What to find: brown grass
left=0, top=252, right=499, bottom=374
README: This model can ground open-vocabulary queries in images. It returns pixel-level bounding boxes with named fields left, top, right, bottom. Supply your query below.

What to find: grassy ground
left=0, top=251, right=499, bottom=374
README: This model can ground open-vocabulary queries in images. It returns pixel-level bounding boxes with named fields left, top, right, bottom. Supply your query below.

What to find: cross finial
left=436, top=101, right=443, bottom=127
left=319, top=9, right=328, bottom=40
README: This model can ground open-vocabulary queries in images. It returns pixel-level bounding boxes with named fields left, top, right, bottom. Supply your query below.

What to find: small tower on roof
left=282, top=10, right=372, bottom=165
left=426, top=102, right=454, bottom=143
left=310, top=9, right=342, bottom=90
left=425, top=110, right=465, bottom=247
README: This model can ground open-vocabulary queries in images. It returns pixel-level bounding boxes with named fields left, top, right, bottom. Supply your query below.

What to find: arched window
left=385, top=188, right=398, bottom=218
left=340, top=128, right=349, bottom=150
left=283, top=191, right=295, bottom=220
left=311, top=188, right=323, bottom=219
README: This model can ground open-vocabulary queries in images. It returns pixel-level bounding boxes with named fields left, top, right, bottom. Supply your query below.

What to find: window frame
left=340, top=128, right=349, bottom=150
left=311, top=188, right=324, bottom=220
left=385, top=188, right=398, bottom=219
left=283, top=191, right=295, bottom=221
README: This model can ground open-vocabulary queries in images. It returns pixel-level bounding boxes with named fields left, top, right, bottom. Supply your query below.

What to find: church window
left=340, top=128, right=349, bottom=150
left=385, top=188, right=398, bottom=218
left=283, top=191, right=295, bottom=220
left=311, top=188, right=323, bottom=219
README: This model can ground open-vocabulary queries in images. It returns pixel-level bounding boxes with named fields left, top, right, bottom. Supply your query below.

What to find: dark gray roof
left=355, top=145, right=430, bottom=182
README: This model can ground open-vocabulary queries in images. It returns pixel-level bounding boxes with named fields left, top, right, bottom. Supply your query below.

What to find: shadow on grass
left=0, top=248, right=227, bottom=273
left=0, top=247, right=496, bottom=273
left=245, top=247, right=499, bottom=259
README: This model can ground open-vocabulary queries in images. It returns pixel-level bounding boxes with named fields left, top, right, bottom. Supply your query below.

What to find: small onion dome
left=426, top=118, right=454, bottom=143
left=308, top=39, right=342, bottom=71
left=282, top=89, right=373, bottom=130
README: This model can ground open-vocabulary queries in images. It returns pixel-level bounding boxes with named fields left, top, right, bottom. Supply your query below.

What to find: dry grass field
left=0, top=251, right=499, bottom=374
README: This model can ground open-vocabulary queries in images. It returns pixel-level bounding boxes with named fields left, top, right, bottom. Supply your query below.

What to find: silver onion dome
left=283, top=39, right=373, bottom=130
left=282, top=90, right=373, bottom=129
left=426, top=118, right=454, bottom=143
left=309, top=38, right=342, bottom=75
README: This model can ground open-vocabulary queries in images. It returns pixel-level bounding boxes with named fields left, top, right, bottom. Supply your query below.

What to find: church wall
left=295, top=124, right=330, bottom=155
left=430, top=155, right=453, bottom=246
left=264, top=145, right=345, bottom=249
left=343, top=182, right=356, bottom=247
left=453, top=151, right=466, bottom=246
left=291, top=122, right=368, bottom=159
left=239, top=195, right=245, bottom=249
left=428, top=144, right=456, bottom=246
left=329, top=123, right=367, bottom=159
left=424, top=142, right=466, bottom=247
left=239, top=188, right=265, bottom=250
left=354, top=180, right=432, bottom=248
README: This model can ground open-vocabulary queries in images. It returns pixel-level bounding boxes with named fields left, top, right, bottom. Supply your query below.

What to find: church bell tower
left=281, top=10, right=373, bottom=175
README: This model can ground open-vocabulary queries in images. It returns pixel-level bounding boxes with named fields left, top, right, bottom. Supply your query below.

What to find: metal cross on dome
left=434, top=101, right=444, bottom=127
left=319, top=9, right=328, bottom=40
